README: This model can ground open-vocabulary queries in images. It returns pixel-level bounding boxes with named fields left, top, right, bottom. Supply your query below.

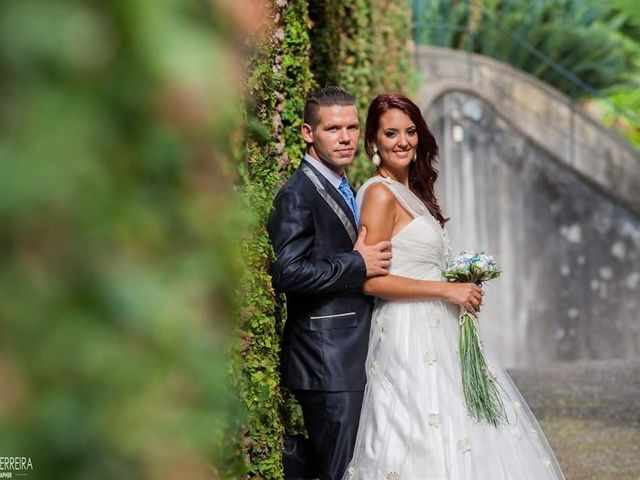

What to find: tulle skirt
left=344, top=298, right=565, bottom=480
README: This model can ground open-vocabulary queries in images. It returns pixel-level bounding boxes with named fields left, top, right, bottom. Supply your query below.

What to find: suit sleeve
left=267, top=189, right=367, bottom=294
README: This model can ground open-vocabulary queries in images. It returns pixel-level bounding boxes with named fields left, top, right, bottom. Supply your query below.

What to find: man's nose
left=338, top=128, right=350, bottom=143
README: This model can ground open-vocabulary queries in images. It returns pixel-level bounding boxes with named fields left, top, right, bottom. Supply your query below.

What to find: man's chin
left=318, top=155, right=355, bottom=172
left=334, top=155, right=355, bottom=164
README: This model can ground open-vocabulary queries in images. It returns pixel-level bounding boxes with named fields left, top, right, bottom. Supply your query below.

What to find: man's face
left=302, top=105, right=360, bottom=175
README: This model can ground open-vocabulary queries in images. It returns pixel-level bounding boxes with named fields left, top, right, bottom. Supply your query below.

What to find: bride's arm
left=360, top=184, right=483, bottom=313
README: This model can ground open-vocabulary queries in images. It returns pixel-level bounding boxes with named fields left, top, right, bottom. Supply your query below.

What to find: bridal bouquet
left=442, top=252, right=507, bottom=427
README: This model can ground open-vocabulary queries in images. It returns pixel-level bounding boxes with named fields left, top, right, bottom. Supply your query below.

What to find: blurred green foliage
left=0, top=0, right=249, bottom=478
left=414, top=0, right=631, bottom=93
left=592, top=0, right=640, bottom=146
left=413, top=0, right=640, bottom=147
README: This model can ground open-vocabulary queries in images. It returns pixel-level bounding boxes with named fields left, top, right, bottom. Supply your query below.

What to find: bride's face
left=374, top=108, right=418, bottom=171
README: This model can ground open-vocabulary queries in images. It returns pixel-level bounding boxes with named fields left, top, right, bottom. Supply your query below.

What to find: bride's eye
left=384, top=130, right=397, bottom=138
left=407, top=128, right=417, bottom=136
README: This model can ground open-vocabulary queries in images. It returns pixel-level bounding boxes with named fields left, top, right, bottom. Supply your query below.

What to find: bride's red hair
left=365, top=93, right=448, bottom=227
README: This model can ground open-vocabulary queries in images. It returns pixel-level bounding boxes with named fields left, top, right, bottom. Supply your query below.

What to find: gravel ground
left=509, top=359, right=640, bottom=480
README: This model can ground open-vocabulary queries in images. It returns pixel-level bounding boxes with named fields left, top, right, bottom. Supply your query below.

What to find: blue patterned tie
left=338, top=177, right=359, bottom=226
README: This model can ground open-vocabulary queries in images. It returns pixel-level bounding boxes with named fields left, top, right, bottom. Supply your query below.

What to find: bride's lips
left=393, top=149, right=413, bottom=157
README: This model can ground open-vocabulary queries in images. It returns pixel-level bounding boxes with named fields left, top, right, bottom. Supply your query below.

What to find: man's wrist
left=353, top=250, right=367, bottom=285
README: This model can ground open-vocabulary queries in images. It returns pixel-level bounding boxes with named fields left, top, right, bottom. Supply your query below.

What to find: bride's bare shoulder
left=361, top=182, right=396, bottom=209
left=360, top=184, right=398, bottom=231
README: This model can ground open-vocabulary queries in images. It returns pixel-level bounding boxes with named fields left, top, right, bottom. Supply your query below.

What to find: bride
left=344, top=93, right=564, bottom=479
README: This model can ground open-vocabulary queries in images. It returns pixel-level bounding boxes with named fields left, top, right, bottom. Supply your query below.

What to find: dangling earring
left=412, top=152, right=417, bottom=162
left=372, top=147, right=381, bottom=167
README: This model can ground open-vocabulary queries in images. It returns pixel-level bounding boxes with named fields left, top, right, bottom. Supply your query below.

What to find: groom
left=268, top=86, right=391, bottom=480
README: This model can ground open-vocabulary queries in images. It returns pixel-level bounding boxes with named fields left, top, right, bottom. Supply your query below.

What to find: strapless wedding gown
left=344, top=176, right=564, bottom=480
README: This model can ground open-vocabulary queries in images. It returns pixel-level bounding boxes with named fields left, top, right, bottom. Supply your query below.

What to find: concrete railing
left=415, top=45, right=640, bottom=215
left=414, top=46, right=640, bottom=368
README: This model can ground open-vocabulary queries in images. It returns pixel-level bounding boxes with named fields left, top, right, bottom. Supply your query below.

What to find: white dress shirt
left=304, top=153, right=348, bottom=192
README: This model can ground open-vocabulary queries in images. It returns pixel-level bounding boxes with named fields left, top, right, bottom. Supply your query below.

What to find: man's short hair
left=303, top=86, right=356, bottom=128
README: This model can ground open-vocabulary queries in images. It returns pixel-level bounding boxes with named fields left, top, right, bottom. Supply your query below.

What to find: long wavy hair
left=365, top=93, right=448, bottom=226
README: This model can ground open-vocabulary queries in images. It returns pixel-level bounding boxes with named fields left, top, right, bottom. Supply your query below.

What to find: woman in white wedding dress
left=343, top=93, right=564, bottom=480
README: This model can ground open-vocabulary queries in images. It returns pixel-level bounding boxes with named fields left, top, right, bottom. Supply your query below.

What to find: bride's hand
left=443, top=283, right=484, bottom=315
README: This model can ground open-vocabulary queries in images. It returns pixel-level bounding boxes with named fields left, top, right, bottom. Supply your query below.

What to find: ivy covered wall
left=309, top=0, right=413, bottom=185
left=233, top=1, right=412, bottom=478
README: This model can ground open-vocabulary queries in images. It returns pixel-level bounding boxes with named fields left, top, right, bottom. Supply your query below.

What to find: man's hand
left=354, top=226, right=392, bottom=277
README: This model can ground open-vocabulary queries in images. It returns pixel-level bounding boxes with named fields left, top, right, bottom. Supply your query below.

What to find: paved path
left=510, top=359, right=640, bottom=480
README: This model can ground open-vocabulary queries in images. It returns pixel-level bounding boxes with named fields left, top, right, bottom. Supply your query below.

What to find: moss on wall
left=234, top=1, right=411, bottom=478
left=308, top=1, right=413, bottom=186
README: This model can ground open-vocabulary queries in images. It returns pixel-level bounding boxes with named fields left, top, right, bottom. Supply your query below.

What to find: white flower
left=544, top=458, right=552, bottom=467
left=485, top=365, right=497, bottom=382
left=513, top=401, right=523, bottom=411
left=386, top=472, right=399, bottom=480
left=443, top=251, right=501, bottom=283
left=370, top=361, right=379, bottom=375
left=457, top=438, right=471, bottom=453
left=428, top=413, right=441, bottom=427
left=347, top=467, right=355, bottom=479
left=423, top=351, right=437, bottom=365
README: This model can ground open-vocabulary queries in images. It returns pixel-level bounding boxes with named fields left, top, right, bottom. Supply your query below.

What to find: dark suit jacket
left=268, top=159, right=372, bottom=392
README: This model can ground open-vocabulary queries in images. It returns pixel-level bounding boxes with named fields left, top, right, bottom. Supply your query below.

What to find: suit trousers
left=293, top=390, right=364, bottom=480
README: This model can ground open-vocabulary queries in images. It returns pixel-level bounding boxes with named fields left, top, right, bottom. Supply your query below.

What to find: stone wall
left=416, top=48, right=640, bottom=367
left=416, top=46, right=640, bottom=216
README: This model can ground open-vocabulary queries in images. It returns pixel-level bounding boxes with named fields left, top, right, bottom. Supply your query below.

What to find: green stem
left=459, top=313, right=507, bottom=427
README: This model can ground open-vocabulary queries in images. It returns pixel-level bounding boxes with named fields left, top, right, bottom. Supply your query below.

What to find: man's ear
left=301, top=123, right=314, bottom=144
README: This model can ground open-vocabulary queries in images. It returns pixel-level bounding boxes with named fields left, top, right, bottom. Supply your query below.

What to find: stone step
left=509, top=359, right=640, bottom=480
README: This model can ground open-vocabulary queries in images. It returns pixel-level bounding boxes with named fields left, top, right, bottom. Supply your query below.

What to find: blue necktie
left=338, top=177, right=359, bottom=226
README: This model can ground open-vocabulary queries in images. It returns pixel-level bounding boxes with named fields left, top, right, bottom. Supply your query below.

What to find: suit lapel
left=303, top=160, right=358, bottom=228
left=301, top=161, right=358, bottom=244
left=322, top=176, right=358, bottom=230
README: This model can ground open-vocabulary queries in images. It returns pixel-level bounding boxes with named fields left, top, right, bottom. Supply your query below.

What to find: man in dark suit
left=268, top=86, right=392, bottom=480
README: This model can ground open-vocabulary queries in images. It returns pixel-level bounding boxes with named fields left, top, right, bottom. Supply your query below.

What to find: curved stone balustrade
left=414, top=46, right=640, bottom=368
left=415, top=45, right=640, bottom=215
